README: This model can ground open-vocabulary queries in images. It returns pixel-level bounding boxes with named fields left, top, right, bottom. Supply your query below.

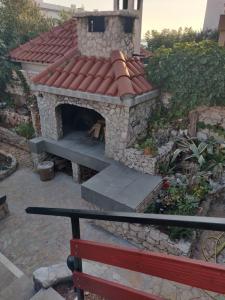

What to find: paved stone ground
left=0, top=167, right=224, bottom=299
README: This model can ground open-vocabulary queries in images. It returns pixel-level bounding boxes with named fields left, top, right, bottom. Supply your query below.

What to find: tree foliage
left=0, top=0, right=54, bottom=49
left=0, top=0, right=54, bottom=99
left=147, top=41, right=225, bottom=118
left=145, top=27, right=218, bottom=52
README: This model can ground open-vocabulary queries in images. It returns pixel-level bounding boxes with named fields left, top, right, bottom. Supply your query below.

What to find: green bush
left=147, top=41, right=225, bottom=118
left=145, top=27, right=218, bottom=52
left=15, top=122, right=35, bottom=139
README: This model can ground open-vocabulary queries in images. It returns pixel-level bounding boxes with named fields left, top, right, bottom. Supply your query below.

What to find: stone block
left=33, top=263, right=72, bottom=291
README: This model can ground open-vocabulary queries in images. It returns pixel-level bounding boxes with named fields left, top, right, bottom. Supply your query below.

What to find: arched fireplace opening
left=59, top=104, right=105, bottom=142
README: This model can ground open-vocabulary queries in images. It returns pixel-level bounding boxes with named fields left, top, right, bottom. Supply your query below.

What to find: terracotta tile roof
left=10, top=19, right=78, bottom=64
left=10, top=16, right=151, bottom=65
left=33, top=50, right=154, bottom=98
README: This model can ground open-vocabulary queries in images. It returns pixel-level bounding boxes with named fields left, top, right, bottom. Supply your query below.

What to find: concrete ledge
left=82, top=163, right=162, bottom=212
left=30, top=136, right=162, bottom=212
left=29, top=138, right=46, bottom=154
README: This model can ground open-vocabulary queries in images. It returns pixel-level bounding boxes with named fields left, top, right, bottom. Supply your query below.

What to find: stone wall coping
left=0, top=150, right=17, bottom=181
left=73, top=10, right=139, bottom=18
left=31, top=84, right=159, bottom=107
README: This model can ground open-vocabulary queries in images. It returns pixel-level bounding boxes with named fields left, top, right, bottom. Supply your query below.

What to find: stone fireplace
left=34, top=89, right=158, bottom=161
left=57, top=104, right=105, bottom=141
left=28, top=0, right=163, bottom=212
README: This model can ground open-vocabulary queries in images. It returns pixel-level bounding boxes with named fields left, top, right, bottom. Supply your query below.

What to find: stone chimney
left=218, top=13, right=225, bottom=46
left=74, top=4, right=140, bottom=58
left=114, top=0, right=143, bottom=54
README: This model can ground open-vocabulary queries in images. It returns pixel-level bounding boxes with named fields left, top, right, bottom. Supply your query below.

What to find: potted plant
left=140, top=138, right=158, bottom=156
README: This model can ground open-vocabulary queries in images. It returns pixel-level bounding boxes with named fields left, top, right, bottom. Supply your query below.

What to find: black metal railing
left=26, top=207, right=225, bottom=300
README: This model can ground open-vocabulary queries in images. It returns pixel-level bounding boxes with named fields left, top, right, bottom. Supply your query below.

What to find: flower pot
left=144, top=147, right=152, bottom=156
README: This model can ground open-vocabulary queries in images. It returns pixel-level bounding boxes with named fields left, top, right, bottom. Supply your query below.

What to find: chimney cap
left=73, top=10, right=139, bottom=18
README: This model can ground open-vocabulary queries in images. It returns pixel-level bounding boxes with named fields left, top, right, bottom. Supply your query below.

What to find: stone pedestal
left=72, top=162, right=81, bottom=183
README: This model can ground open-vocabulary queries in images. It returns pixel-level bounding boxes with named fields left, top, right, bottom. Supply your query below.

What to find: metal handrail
left=26, top=206, right=225, bottom=231
left=26, top=206, right=225, bottom=300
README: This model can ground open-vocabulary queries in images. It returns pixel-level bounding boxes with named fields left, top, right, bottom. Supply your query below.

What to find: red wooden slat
left=73, top=271, right=164, bottom=300
left=71, top=239, right=225, bottom=294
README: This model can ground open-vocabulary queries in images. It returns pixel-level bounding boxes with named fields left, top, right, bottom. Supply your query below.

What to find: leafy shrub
left=15, top=122, right=35, bottom=139
left=171, top=137, right=214, bottom=168
left=0, top=0, right=55, bottom=99
left=146, top=175, right=211, bottom=240
left=147, top=41, right=225, bottom=118
left=145, top=27, right=218, bottom=52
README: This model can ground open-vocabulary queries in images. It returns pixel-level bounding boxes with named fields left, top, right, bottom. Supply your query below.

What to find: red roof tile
left=33, top=50, right=154, bottom=98
left=10, top=19, right=78, bottom=64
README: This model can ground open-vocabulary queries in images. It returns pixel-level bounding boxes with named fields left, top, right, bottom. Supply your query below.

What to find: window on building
left=88, top=16, right=105, bottom=33
left=123, top=17, right=134, bottom=33
left=123, top=0, right=128, bottom=9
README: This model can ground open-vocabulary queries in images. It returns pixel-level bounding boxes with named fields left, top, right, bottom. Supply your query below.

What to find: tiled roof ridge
left=33, top=48, right=80, bottom=83
left=111, top=50, right=136, bottom=97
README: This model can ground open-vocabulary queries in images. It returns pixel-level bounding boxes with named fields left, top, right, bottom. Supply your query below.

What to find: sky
left=46, top=0, right=208, bottom=36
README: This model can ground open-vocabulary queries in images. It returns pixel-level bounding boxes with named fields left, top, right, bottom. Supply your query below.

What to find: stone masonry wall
left=121, top=141, right=174, bottom=175
left=85, top=202, right=192, bottom=257
left=197, top=106, right=225, bottom=129
left=98, top=221, right=192, bottom=257
left=77, top=15, right=135, bottom=58
left=37, top=93, right=156, bottom=162
left=189, top=106, right=225, bottom=142
left=0, top=109, right=30, bottom=127
left=0, top=126, right=29, bottom=151
left=127, top=98, right=157, bottom=146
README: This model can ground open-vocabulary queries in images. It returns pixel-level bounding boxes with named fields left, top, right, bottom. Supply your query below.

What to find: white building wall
left=35, top=0, right=73, bottom=19
left=204, top=0, right=225, bottom=30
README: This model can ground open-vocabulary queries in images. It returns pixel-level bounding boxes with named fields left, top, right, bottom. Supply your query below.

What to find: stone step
left=82, top=162, right=162, bottom=212
left=0, top=261, right=16, bottom=292
left=0, top=275, right=34, bottom=300
left=30, top=288, right=64, bottom=300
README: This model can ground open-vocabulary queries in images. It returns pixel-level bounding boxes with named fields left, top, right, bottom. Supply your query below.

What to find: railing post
left=71, top=217, right=84, bottom=300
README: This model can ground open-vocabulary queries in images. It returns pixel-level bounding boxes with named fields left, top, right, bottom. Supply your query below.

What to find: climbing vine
left=147, top=41, right=225, bottom=119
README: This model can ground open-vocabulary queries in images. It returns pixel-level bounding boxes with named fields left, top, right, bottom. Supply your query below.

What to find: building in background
left=35, top=0, right=83, bottom=19
left=204, top=0, right=225, bottom=30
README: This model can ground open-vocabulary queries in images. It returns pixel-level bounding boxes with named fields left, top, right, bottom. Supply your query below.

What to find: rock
left=177, top=240, right=192, bottom=256
left=16, top=107, right=29, bottom=116
left=197, top=131, right=208, bottom=141
left=33, top=263, right=72, bottom=291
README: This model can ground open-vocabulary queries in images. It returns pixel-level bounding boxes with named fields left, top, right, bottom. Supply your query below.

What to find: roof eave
left=10, top=58, right=50, bottom=66
left=31, top=84, right=160, bottom=107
